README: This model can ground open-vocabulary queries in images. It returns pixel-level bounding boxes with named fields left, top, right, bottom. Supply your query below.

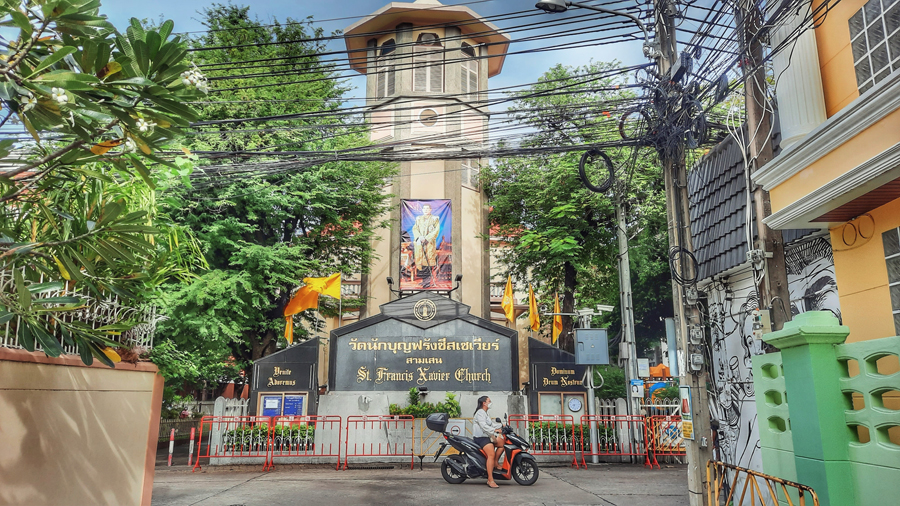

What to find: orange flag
left=284, top=286, right=319, bottom=345
left=501, top=275, right=515, bottom=323
left=552, top=293, right=562, bottom=345
left=528, top=285, right=540, bottom=331
left=303, top=273, right=341, bottom=299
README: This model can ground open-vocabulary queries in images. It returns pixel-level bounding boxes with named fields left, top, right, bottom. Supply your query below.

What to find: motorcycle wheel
left=441, top=456, right=467, bottom=484
left=512, top=457, right=539, bottom=486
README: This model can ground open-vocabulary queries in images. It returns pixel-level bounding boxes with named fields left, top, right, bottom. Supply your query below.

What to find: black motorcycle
left=426, top=413, right=539, bottom=486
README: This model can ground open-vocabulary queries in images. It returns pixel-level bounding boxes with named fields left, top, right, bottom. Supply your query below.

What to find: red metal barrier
left=269, top=415, right=343, bottom=470
left=508, top=414, right=580, bottom=468
left=192, top=416, right=274, bottom=472
left=646, top=414, right=685, bottom=468
left=577, top=415, right=652, bottom=468
left=343, top=415, right=415, bottom=470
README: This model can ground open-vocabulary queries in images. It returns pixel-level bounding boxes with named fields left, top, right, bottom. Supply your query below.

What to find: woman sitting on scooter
left=473, top=395, right=503, bottom=488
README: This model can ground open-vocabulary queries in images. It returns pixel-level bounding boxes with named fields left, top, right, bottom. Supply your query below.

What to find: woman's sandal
left=488, top=482, right=499, bottom=488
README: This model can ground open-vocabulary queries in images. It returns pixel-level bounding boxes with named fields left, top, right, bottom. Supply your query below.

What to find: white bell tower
left=344, top=0, right=511, bottom=319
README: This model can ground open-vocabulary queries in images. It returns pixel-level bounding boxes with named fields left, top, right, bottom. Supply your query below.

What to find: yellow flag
left=283, top=286, right=320, bottom=345
left=501, top=275, right=515, bottom=323
left=552, top=293, right=563, bottom=345
left=303, top=273, right=342, bottom=299
left=528, top=285, right=540, bottom=331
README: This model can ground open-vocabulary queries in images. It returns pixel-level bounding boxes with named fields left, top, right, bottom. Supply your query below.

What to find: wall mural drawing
left=703, top=237, right=840, bottom=477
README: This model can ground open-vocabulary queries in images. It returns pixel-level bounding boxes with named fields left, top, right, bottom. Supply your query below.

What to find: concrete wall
left=831, top=197, right=900, bottom=343
left=0, top=349, right=163, bottom=506
left=319, top=390, right=523, bottom=420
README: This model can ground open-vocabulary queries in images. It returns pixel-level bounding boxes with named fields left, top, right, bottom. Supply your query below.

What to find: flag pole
left=338, top=294, right=343, bottom=328
left=315, top=293, right=321, bottom=338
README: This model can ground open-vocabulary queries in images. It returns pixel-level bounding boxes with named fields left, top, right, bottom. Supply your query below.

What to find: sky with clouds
left=101, top=0, right=648, bottom=99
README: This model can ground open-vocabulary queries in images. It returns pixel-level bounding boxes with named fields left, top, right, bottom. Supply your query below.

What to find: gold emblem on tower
left=413, top=299, right=437, bottom=321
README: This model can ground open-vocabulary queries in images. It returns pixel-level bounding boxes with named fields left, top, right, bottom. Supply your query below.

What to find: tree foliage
left=155, top=5, right=394, bottom=370
left=150, top=339, right=240, bottom=409
left=483, top=62, right=670, bottom=354
left=0, top=0, right=205, bottom=365
left=593, top=364, right=627, bottom=399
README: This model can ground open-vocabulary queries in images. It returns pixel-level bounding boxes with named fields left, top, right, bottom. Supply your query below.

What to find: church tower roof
left=344, top=0, right=510, bottom=77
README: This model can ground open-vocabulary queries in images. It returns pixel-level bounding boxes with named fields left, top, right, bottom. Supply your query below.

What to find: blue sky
left=102, top=0, right=647, bottom=98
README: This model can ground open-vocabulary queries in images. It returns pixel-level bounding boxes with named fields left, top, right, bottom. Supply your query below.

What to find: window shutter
left=431, top=55, right=443, bottom=92
left=414, top=63, right=427, bottom=92
left=414, top=46, right=443, bottom=92
left=386, top=66, right=395, bottom=96
left=376, top=63, right=385, bottom=99
left=460, top=63, right=468, bottom=96
left=460, top=58, right=477, bottom=98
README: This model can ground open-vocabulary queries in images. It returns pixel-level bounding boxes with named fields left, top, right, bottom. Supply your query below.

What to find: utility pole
left=739, top=5, right=792, bottom=331
left=654, top=1, right=712, bottom=504
left=573, top=305, right=613, bottom=465
left=615, top=190, right=640, bottom=426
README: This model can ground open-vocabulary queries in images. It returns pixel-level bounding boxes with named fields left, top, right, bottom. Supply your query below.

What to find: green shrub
left=389, top=390, right=461, bottom=418
left=653, top=383, right=680, bottom=400
left=222, top=423, right=316, bottom=448
left=525, top=421, right=616, bottom=448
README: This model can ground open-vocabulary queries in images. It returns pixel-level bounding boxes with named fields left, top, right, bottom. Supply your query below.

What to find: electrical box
left=618, top=342, right=630, bottom=360
left=689, top=353, right=704, bottom=371
left=669, top=51, right=693, bottom=83
left=746, top=249, right=773, bottom=270
left=752, top=308, right=772, bottom=340
left=685, top=285, right=699, bottom=305
left=637, top=358, right=650, bottom=378
left=688, top=324, right=704, bottom=345
left=575, top=328, right=610, bottom=365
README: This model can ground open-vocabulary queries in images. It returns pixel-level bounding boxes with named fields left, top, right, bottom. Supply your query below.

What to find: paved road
left=152, top=463, right=690, bottom=506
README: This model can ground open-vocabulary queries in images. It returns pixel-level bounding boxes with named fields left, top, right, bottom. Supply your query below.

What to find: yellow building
left=754, top=0, right=900, bottom=345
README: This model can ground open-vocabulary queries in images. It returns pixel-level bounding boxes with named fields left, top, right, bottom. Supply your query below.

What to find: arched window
left=376, top=39, right=396, bottom=99
left=460, top=43, right=478, bottom=99
left=414, top=33, right=443, bottom=93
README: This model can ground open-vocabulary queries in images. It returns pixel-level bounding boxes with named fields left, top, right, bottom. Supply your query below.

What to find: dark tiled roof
left=687, top=122, right=817, bottom=280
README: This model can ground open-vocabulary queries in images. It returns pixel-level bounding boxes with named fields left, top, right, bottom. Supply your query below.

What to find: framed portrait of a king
left=400, top=199, right=452, bottom=291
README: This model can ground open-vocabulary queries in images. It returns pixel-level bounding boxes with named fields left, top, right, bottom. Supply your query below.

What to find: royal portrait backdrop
left=400, top=199, right=452, bottom=291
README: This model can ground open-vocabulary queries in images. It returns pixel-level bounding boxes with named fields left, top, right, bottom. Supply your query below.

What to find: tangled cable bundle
left=669, top=246, right=699, bottom=286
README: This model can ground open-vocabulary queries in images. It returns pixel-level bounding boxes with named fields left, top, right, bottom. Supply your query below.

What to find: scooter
left=426, top=413, right=539, bottom=486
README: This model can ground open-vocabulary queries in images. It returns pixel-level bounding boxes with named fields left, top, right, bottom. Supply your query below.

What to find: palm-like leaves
left=0, top=1, right=205, bottom=365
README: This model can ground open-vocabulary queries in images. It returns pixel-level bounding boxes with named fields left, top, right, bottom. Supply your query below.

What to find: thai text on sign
left=348, top=336, right=501, bottom=353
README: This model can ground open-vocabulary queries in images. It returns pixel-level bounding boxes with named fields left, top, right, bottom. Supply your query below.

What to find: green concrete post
left=763, top=311, right=855, bottom=506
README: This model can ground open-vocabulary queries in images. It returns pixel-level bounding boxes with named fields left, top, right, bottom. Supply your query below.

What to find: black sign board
left=330, top=291, right=518, bottom=391
left=250, top=338, right=318, bottom=415
left=533, top=363, right=586, bottom=391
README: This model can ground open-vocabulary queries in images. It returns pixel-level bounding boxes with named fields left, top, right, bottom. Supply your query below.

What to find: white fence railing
left=215, top=397, right=249, bottom=417
left=0, top=268, right=159, bottom=354
left=591, top=397, right=681, bottom=417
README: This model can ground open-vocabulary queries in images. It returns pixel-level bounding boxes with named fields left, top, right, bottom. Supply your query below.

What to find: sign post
left=680, top=385, right=694, bottom=440
left=630, top=379, right=645, bottom=398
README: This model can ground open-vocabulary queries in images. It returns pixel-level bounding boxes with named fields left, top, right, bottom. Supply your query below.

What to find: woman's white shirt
left=473, top=409, right=501, bottom=437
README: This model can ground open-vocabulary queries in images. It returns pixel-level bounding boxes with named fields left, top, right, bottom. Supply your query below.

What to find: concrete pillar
left=770, top=2, right=826, bottom=149
left=763, top=311, right=855, bottom=506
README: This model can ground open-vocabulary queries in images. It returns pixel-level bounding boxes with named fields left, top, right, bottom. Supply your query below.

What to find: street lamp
left=535, top=0, right=660, bottom=59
